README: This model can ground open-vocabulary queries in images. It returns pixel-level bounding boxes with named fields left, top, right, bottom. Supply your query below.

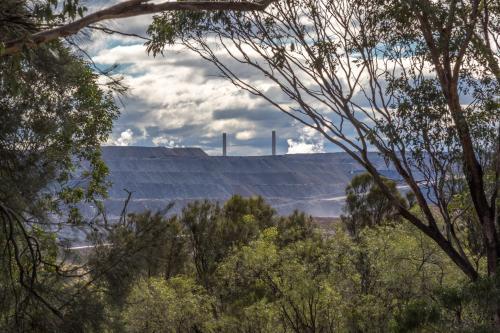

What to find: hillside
left=81, top=146, right=398, bottom=219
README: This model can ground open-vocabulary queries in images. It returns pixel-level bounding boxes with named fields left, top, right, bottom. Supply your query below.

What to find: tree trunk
left=448, top=80, right=500, bottom=328
left=448, top=84, right=499, bottom=273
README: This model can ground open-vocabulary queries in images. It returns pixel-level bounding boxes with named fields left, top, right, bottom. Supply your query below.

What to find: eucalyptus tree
left=0, top=0, right=279, bottom=326
left=145, top=0, right=499, bottom=321
left=0, top=41, right=119, bottom=330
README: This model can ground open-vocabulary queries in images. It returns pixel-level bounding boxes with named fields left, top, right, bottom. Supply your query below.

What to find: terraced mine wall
left=86, top=146, right=399, bottom=219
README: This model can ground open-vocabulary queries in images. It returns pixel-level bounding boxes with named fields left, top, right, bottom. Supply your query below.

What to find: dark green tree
left=89, top=211, right=188, bottom=305
left=180, top=195, right=275, bottom=288
left=1, top=1, right=119, bottom=327
left=0, top=42, right=118, bottom=329
left=276, top=210, right=318, bottom=246
left=341, top=172, right=407, bottom=237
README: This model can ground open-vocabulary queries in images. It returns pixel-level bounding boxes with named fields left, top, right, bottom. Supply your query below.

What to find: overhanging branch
left=1, top=0, right=275, bottom=56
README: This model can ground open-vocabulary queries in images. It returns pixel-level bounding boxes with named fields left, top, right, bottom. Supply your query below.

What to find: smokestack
left=272, top=130, right=276, bottom=156
left=222, top=133, right=227, bottom=156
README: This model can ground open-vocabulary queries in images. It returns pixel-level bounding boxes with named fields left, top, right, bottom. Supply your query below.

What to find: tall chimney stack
left=222, top=133, right=227, bottom=156
left=272, top=130, right=276, bottom=156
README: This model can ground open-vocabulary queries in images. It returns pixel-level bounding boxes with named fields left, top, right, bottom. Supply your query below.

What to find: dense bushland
left=33, top=190, right=493, bottom=333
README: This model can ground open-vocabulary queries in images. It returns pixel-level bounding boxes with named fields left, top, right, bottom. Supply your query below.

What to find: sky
left=80, top=1, right=333, bottom=156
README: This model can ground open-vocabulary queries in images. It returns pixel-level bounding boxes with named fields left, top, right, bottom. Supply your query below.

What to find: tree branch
left=1, top=0, right=275, bottom=57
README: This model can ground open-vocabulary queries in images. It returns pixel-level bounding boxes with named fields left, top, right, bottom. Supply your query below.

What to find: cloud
left=286, top=126, right=325, bottom=154
left=286, top=139, right=324, bottom=154
left=109, top=129, right=136, bottom=146
left=91, top=40, right=300, bottom=154
left=81, top=0, right=469, bottom=159
left=235, top=130, right=257, bottom=141
left=79, top=9, right=351, bottom=155
left=152, top=135, right=182, bottom=147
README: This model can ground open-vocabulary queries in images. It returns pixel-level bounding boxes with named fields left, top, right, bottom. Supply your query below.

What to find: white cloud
left=286, top=125, right=325, bottom=154
left=152, top=135, right=181, bottom=147
left=109, top=129, right=136, bottom=146
left=286, top=139, right=324, bottom=154
left=235, top=130, right=257, bottom=140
